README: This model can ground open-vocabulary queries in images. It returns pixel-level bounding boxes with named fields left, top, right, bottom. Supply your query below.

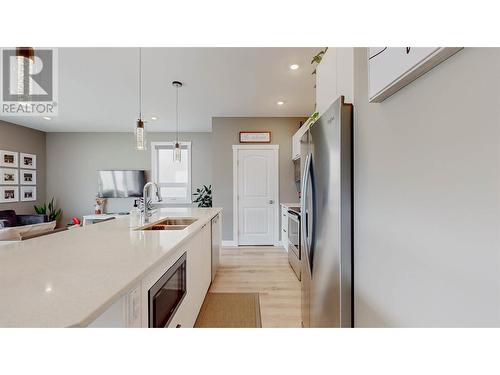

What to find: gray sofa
left=0, top=210, right=47, bottom=228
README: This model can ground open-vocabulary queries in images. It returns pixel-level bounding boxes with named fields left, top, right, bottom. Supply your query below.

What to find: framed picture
left=0, top=186, right=19, bottom=203
left=239, top=131, right=271, bottom=143
left=0, top=150, right=18, bottom=168
left=20, top=186, right=36, bottom=202
left=0, top=168, right=19, bottom=185
left=368, top=47, right=463, bottom=102
left=20, top=153, right=36, bottom=169
left=20, top=169, right=36, bottom=185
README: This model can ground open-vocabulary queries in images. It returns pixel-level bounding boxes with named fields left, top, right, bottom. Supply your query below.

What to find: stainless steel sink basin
left=154, top=218, right=197, bottom=226
left=143, top=224, right=188, bottom=231
left=138, top=218, right=197, bottom=231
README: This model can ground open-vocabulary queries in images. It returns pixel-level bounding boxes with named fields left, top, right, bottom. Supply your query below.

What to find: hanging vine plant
left=311, top=47, right=328, bottom=75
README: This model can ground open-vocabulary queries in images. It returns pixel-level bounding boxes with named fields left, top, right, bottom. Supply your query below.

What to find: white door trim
left=232, top=145, right=280, bottom=246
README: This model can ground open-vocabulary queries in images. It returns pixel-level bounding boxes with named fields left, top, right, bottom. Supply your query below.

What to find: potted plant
left=192, top=185, right=212, bottom=208
left=34, top=197, right=63, bottom=222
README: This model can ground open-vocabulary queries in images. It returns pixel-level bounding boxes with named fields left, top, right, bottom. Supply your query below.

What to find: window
left=151, top=142, right=192, bottom=204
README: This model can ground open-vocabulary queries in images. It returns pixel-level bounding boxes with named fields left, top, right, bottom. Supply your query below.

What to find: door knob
left=269, top=200, right=274, bottom=204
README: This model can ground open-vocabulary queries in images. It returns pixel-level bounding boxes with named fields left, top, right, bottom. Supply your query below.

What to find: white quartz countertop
left=0, top=207, right=221, bottom=327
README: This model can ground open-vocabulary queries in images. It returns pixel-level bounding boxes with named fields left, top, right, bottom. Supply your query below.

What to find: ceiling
left=1, top=47, right=318, bottom=132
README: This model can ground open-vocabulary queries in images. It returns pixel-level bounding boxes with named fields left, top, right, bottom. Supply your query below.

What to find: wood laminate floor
left=209, top=246, right=302, bottom=328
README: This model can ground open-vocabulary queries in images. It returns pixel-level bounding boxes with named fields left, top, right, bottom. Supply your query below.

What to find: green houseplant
left=34, top=197, right=63, bottom=222
left=311, top=47, right=328, bottom=75
left=192, top=185, right=212, bottom=208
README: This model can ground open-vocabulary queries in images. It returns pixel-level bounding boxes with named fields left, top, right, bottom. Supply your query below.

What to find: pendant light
left=172, top=80, right=183, bottom=162
left=135, top=48, right=146, bottom=151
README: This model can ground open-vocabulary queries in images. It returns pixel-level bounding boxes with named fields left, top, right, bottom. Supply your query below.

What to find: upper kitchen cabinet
left=315, top=47, right=354, bottom=115
left=292, top=123, right=309, bottom=160
left=291, top=48, right=354, bottom=160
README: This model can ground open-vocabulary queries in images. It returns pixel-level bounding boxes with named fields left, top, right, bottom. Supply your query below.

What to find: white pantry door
left=236, top=148, right=278, bottom=245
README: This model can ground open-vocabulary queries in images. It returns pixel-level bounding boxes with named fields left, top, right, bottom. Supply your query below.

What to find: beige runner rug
left=194, top=292, right=262, bottom=328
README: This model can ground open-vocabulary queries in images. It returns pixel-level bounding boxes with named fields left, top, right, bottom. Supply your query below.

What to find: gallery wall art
left=0, top=150, right=18, bottom=168
left=20, top=170, right=36, bottom=185
left=20, top=186, right=36, bottom=202
left=20, top=153, right=36, bottom=169
left=0, top=168, right=19, bottom=185
left=0, top=150, right=37, bottom=204
left=0, top=186, right=19, bottom=203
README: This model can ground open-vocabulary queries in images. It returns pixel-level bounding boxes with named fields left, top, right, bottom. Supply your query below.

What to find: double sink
left=138, top=218, right=197, bottom=231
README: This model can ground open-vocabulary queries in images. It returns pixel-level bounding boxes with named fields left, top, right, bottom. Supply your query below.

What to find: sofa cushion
left=17, top=214, right=47, bottom=226
left=0, top=210, right=17, bottom=227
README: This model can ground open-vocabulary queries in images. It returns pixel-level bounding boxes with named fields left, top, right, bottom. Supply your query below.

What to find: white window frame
left=151, top=141, right=192, bottom=204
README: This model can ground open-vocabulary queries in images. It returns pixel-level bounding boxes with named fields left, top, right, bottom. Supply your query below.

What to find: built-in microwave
left=148, top=252, right=187, bottom=328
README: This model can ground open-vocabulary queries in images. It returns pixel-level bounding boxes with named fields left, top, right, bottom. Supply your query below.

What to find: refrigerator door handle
left=301, top=153, right=313, bottom=272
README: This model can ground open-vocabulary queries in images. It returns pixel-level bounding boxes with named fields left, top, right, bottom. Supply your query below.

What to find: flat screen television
left=97, top=170, right=146, bottom=198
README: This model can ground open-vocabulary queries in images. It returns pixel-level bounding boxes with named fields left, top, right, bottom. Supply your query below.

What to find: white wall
left=46, top=132, right=212, bottom=224
left=212, top=117, right=303, bottom=240
left=352, top=48, right=500, bottom=326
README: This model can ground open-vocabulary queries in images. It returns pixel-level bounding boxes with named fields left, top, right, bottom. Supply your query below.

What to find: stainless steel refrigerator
left=300, top=96, right=353, bottom=328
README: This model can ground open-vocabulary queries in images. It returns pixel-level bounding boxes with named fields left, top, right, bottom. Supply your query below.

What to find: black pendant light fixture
left=172, top=80, right=183, bottom=162
left=135, top=48, right=146, bottom=151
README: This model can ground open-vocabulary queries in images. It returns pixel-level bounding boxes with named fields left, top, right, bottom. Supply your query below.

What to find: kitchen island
left=0, top=207, right=222, bottom=328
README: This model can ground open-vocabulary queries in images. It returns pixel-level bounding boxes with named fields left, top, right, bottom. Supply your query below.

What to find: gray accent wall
left=46, top=132, right=212, bottom=224
left=212, top=117, right=304, bottom=240
left=0, top=120, right=46, bottom=214
left=353, top=48, right=500, bottom=326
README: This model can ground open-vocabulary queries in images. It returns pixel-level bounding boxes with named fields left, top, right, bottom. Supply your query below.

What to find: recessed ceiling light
left=43, top=116, right=51, bottom=120
left=290, top=64, right=300, bottom=70
left=277, top=101, right=285, bottom=106
left=151, top=117, right=158, bottom=120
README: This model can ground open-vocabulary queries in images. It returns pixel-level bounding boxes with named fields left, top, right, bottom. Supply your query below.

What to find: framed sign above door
left=239, top=131, right=271, bottom=143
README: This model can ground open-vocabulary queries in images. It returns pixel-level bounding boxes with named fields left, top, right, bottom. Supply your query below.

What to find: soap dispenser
left=129, top=199, right=140, bottom=228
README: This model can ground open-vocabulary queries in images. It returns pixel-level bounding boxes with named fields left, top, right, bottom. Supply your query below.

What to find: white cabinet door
left=292, top=132, right=300, bottom=160
left=316, top=47, right=338, bottom=116
left=315, top=47, right=354, bottom=115
left=211, top=213, right=221, bottom=280
left=88, top=295, right=127, bottom=328
left=237, top=148, right=278, bottom=245
left=292, top=123, right=310, bottom=161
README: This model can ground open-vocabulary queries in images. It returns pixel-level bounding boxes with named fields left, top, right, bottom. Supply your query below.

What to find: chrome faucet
left=141, top=182, right=162, bottom=223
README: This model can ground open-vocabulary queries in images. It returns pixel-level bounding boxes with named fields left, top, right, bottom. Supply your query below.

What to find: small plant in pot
left=192, top=185, right=212, bottom=208
left=34, top=197, right=63, bottom=222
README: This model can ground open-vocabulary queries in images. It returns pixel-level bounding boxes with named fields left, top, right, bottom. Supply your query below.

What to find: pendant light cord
left=176, top=84, right=179, bottom=143
left=139, top=48, right=142, bottom=119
